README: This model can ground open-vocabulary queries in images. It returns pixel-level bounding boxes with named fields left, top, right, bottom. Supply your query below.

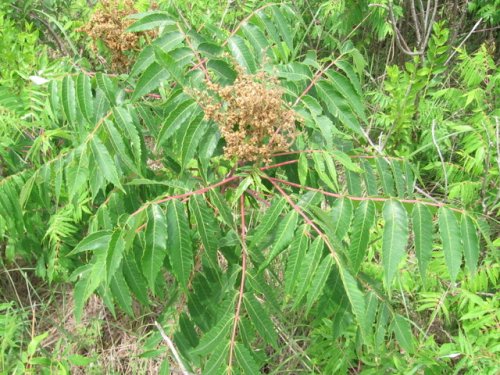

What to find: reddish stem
left=267, top=176, right=465, bottom=213
left=228, top=194, right=248, bottom=374
left=130, top=175, right=240, bottom=217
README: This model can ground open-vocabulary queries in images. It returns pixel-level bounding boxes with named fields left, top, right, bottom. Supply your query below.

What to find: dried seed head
left=77, top=0, right=156, bottom=71
left=199, top=70, right=300, bottom=163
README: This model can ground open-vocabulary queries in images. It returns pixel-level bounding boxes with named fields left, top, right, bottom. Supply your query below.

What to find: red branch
left=267, top=177, right=465, bottom=214
left=228, top=195, right=248, bottom=373
left=130, top=175, right=240, bottom=217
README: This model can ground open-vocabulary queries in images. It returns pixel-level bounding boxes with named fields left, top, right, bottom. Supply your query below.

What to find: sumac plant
left=0, top=5, right=493, bottom=374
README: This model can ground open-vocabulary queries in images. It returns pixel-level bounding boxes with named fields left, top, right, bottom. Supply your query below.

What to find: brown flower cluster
left=200, top=71, right=299, bottom=163
left=78, top=0, right=155, bottom=71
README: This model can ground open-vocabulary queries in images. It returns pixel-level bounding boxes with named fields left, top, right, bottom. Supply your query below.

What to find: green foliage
left=1, top=1, right=498, bottom=374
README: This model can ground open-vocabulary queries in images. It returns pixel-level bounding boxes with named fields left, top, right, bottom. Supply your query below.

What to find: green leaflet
left=155, top=47, right=185, bottom=85
left=376, top=158, right=396, bottom=196
left=104, top=119, right=138, bottom=173
left=143, top=204, right=168, bottom=293
left=361, top=159, right=378, bottom=196
left=106, top=229, right=125, bottom=283
left=393, top=314, right=415, bottom=354
left=130, top=31, right=184, bottom=77
left=76, top=73, right=94, bottom=123
left=190, top=195, right=219, bottom=266
left=204, top=341, right=229, bottom=375
left=270, top=6, right=293, bottom=52
left=157, top=99, right=199, bottom=146
left=244, top=293, right=277, bottom=347
left=438, top=207, right=462, bottom=282
left=346, top=169, right=362, bottom=196
left=349, top=200, right=376, bottom=273
left=326, top=70, right=366, bottom=122
left=331, top=198, right=354, bottom=241
left=132, top=62, right=170, bottom=100
left=112, top=106, right=142, bottom=168
left=74, top=248, right=106, bottom=321
left=339, top=266, right=368, bottom=339
left=176, top=112, right=207, bottom=170
left=207, top=59, right=237, bottom=83
left=382, top=200, right=409, bottom=289
left=259, top=210, right=298, bottom=271
left=249, top=198, right=287, bottom=249
left=285, top=225, right=309, bottom=295
left=95, top=73, right=117, bottom=106
left=110, top=267, right=134, bottom=316
left=126, top=12, right=175, bottom=32
left=241, top=23, right=269, bottom=62
left=67, top=146, right=89, bottom=201
left=68, top=230, right=111, bottom=256
left=316, top=80, right=362, bottom=135
left=90, top=137, right=124, bottom=190
left=235, top=342, right=260, bottom=374
left=294, top=236, right=324, bottom=307
left=412, top=204, right=433, bottom=282
left=461, top=214, right=479, bottom=275
left=306, top=255, right=333, bottom=313
left=167, top=199, right=192, bottom=289
left=228, top=35, right=256, bottom=73
left=61, top=76, right=77, bottom=125
left=123, top=255, right=150, bottom=306
left=191, top=310, right=233, bottom=357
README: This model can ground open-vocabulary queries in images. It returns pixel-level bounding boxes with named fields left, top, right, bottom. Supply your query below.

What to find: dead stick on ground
left=154, top=321, right=191, bottom=375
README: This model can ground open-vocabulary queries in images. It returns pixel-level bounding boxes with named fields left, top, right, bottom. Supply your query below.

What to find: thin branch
left=410, top=0, right=422, bottom=46
left=131, top=175, right=240, bottom=217
left=266, top=176, right=466, bottom=214
left=445, top=18, right=483, bottom=66
left=228, top=195, right=249, bottom=374
left=154, top=321, right=190, bottom=375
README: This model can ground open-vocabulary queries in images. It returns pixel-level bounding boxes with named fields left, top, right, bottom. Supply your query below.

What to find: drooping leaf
left=412, top=204, right=433, bottom=281
left=106, top=229, right=125, bottom=282
left=349, top=200, right=375, bottom=273
left=110, top=268, right=134, bottom=316
left=126, top=12, right=175, bottom=32
left=249, top=198, right=286, bottom=248
left=285, top=225, right=309, bottom=295
left=306, top=254, right=333, bottom=313
left=190, top=195, right=219, bottom=266
left=331, top=198, right=354, bottom=240
left=90, top=137, right=123, bottom=190
left=157, top=99, right=199, bottom=146
left=191, top=310, right=233, bottom=356
left=143, top=204, right=168, bottom=292
left=132, top=63, right=169, bottom=100
left=228, top=35, right=256, bottom=73
left=76, top=73, right=94, bottom=122
left=294, top=236, right=324, bottom=306
left=243, top=293, right=277, bottom=347
left=461, top=214, right=479, bottom=275
left=167, top=199, right=192, bottom=289
left=68, top=230, right=112, bottom=256
left=176, top=112, right=207, bottom=170
left=61, top=76, right=77, bottom=124
left=339, top=266, right=367, bottom=339
left=316, top=80, right=362, bottom=135
left=235, top=342, right=260, bottom=375
left=259, top=210, right=298, bottom=270
left=382, top=200, right=409, bottom=289
left=393, top=314, right=415, bottom=354
left=438, top=207, right=462, bottom=282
